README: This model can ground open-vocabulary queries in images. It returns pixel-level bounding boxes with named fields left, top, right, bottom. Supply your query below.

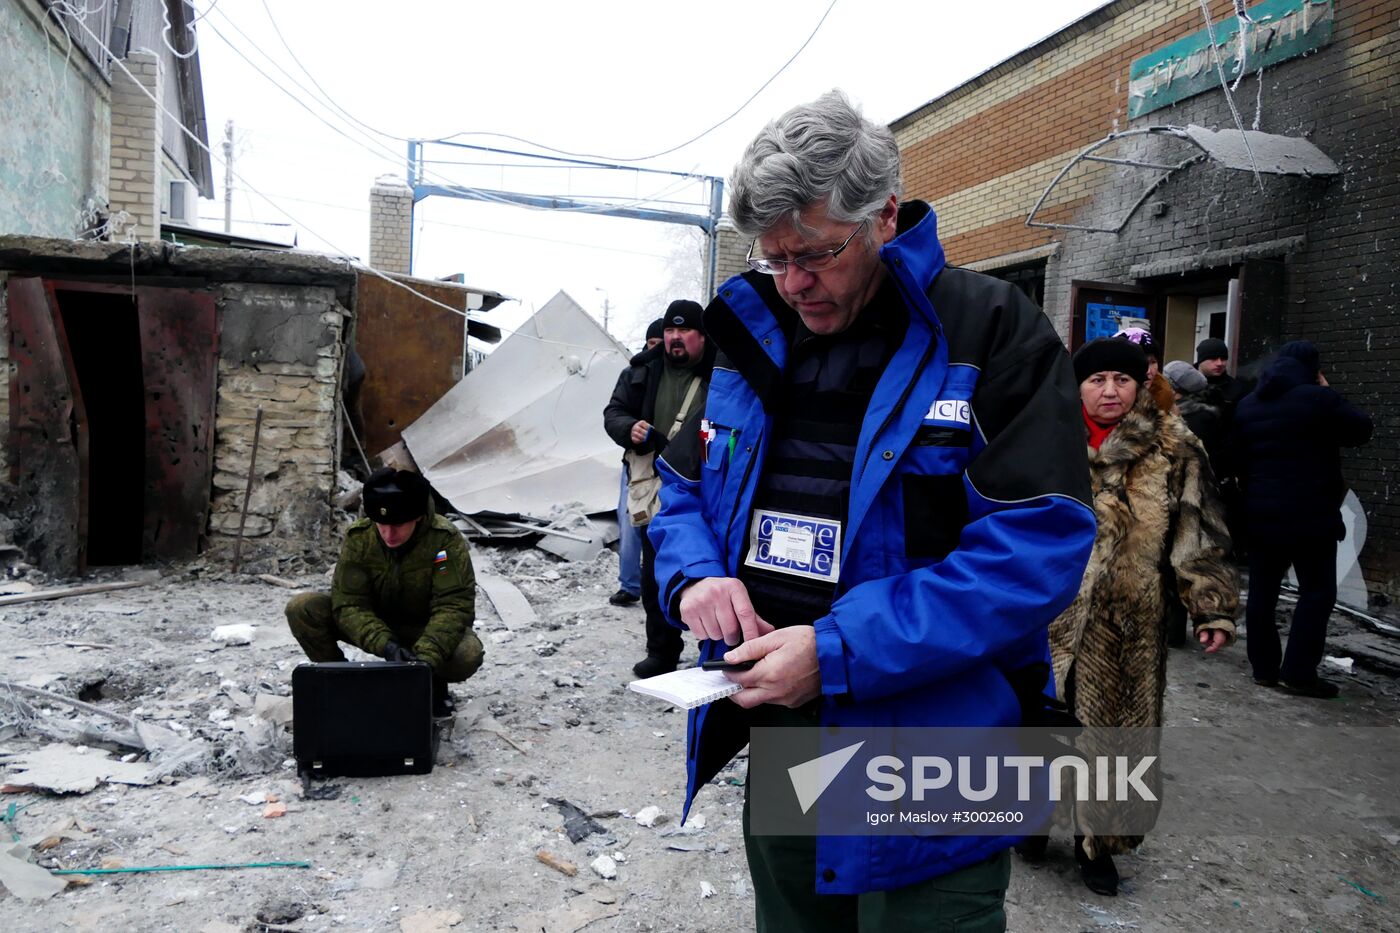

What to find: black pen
left=701, top=659, right=756, bottom=672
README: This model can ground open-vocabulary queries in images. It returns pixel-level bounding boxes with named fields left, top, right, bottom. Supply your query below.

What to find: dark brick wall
left=1054, top=3, right=1399, bottom=596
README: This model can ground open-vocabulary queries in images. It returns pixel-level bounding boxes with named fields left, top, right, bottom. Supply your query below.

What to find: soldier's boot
left=285, top=592, right=348, bottom=663
left=431, top=676, right=455, bottom=719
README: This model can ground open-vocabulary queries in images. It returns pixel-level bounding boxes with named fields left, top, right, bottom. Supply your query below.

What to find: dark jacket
left=331, top=503, right=476, bottom=671
left=1177, top=388, right=1227, bottom=480
left=1206, top=371, right=1251, bottom=409
left=1232, top=358, right=1372, bottom=542
left=603, top=341, right=716, bottom=457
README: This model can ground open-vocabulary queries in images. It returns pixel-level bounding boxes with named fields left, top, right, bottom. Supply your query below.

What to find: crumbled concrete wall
left=208, top=284, right=348, bottom=561
left=0, top=0, right=111, bottom=238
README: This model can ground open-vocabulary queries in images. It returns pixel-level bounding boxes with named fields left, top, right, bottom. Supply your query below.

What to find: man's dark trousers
left=640, top=531, right=681, bottom=663
left=1245, top=536, right=1338, bottom=685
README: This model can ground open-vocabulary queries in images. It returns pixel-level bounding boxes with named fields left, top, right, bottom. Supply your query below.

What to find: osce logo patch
left=923, top=398, right=971, bottom=428
left=743, top=509, right=841, bottom=584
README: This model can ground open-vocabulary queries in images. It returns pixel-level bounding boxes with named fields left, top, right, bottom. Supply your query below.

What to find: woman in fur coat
left=1027, top=337, right=1239, bottom=896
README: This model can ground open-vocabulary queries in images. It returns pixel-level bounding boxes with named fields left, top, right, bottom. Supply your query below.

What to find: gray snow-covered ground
left=0, top=545, right=1396, bottom=932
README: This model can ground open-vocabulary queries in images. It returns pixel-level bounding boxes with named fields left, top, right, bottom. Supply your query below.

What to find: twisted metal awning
left=1026, top=124, right=1339, bottom=234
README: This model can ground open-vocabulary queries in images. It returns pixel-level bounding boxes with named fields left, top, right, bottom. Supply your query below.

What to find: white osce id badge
left=743, top=509, right=842, bottom=584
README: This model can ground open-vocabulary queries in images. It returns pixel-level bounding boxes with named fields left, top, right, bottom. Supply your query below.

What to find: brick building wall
left=369, top=176, right=413, bottom=274
left=108, top=50, right=163, bottom=243
left=891, top=0, right=1400, bottom=597
left=714, top=221, right=750, bottom=288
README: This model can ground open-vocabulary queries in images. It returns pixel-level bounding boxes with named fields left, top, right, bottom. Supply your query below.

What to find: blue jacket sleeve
left=648, top=409, right=726, bottom=627
left=815, top=310, right=1096, bottom=703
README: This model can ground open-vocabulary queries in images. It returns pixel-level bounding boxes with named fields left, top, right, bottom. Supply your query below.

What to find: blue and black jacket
left=648, top=201, right=1096, bottom=894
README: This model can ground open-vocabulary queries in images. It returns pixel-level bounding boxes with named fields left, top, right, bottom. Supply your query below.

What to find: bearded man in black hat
left=285, top=468, right=483, bottom=717
left=603, top=299, right=716, bottom=677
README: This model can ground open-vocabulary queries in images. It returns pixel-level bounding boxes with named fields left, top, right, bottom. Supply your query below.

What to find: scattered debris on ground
left=0, top=544, right=1396, bottom=930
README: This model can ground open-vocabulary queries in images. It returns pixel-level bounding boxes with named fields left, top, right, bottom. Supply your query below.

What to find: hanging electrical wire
left=255, top=0, right=840, bottom=164
left=60, top=12, right=635, bottom=357
left=206, top=7, right=712, bottom=220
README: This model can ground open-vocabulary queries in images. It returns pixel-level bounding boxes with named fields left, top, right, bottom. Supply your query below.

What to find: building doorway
left=53, top=289, right=147, bottom=565
left=6, top=277, right=219, bottom=575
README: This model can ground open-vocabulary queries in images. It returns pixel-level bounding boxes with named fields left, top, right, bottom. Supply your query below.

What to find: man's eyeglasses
left=745, top=221, right=867, bottom=275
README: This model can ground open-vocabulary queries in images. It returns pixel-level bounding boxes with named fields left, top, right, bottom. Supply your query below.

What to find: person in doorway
left=1029, top=338, right=1236, bottom=896
left=649, top=90, right=1096, bottom=931
left=285, top=468, right=483, bottom=717
left=1233, top=341, right=1372, bottom=698
left=1195, top=337, right=1250, bottom=555
left=1194, top=337, right=1249, bottom=408
left=603, top=301, right=715, bottom=677
left=1164, top=360, right=1226, bottom=473
left=609, top=318, right=668, bottom=608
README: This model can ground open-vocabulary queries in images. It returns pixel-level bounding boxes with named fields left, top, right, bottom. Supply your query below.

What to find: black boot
left=1075, top=835, right=1118, bottom=896
left=431, top=677, right=455, bottom=719
left=1280, top=678, right=1339, bottom=699
left=632, top=655, right=678, bottom=679
left=1013, top=834, right=1049, bottom=862
left=608, top=589, right=640, bottom=606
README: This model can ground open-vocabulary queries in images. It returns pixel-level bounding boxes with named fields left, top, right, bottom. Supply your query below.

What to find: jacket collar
left=703, top=200, right=947, bottom=403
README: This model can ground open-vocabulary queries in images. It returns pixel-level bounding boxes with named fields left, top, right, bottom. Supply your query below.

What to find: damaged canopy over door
left=400, top=291, right=629, bottom=517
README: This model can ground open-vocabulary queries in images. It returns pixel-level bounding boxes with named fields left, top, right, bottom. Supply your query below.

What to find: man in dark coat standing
left=1233, top=341, right=1372, bottom=697
left=603, top=300, right=716, bottom=677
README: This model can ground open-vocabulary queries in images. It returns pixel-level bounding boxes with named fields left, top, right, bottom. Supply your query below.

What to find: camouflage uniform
left=285, top=513, right=483, bottom=681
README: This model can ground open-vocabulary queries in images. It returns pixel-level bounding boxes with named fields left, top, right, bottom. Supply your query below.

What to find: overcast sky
left=191, top=0, right=1110, bottom=347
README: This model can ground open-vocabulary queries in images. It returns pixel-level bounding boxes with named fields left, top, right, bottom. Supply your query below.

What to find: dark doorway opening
left=54, top=290, right=146, bottom=565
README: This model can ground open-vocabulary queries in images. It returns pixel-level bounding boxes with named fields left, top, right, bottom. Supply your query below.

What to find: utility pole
left=222, top=120, right=234, bottom=233
left=595, top=288, right=611, bottom=336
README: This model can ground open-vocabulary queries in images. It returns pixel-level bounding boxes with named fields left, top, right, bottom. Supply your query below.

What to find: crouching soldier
left=285, top=468, right=483, bottom=717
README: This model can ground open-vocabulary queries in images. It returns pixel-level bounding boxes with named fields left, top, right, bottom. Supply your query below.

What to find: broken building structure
left=1, top=0, right=510, bottom=577
left=0, top=237, right=507, bottom=577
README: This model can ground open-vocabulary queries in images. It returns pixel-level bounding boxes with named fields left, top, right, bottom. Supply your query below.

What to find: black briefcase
left=292, top=662, right=435, bottom=777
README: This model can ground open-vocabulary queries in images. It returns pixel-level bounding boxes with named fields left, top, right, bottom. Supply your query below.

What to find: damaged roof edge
left=378, top=271, right=513, bottom=314
left=0, top=235, right=359, bottom=291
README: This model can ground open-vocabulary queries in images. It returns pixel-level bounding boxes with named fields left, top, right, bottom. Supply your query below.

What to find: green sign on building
left=1129, top=0, right=1334, bottom=119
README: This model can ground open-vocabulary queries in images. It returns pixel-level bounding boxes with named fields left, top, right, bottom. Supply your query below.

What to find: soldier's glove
left=381, top=640, right=421, bottom=664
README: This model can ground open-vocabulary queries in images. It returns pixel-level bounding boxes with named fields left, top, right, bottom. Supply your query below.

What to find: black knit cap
left=1195, top=337, right=1229, bottom=363
left=663, top=299, right=704, bottom=333
left=1073, top=338, right=1149, bottom=385
left=645, top=317, right=665, bottom=341
left=362, top=468, right=429, bottom=524
left=1277, top=339, right=1320, bottom=376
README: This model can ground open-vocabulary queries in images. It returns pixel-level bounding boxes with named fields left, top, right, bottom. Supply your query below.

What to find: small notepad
left=628, top=666, right=742, bottom=709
